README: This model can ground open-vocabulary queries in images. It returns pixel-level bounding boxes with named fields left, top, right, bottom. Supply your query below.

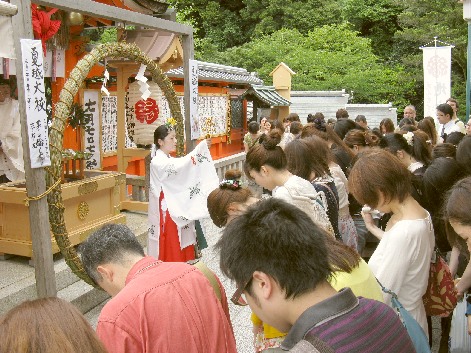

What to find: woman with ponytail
left=245, top=129, right=333, bottom=235
left=207, top=170, right=258, bottom=228
left=343, top=129, right=380, bottom=154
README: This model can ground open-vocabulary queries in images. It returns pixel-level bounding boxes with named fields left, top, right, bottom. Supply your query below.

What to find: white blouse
left=368, top=214, right=434, bottom=336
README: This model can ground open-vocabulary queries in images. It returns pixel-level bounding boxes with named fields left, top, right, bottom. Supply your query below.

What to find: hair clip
left=404, top=131, right=414, bottom=146
left=219, top=179, right=241, bottom=190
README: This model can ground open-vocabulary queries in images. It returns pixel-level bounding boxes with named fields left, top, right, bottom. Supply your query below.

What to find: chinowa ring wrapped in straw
left=46, top=42, right=184, bottom=285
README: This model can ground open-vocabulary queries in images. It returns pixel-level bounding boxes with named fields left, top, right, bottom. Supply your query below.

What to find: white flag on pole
left=421, top=46, right=452, bottom=122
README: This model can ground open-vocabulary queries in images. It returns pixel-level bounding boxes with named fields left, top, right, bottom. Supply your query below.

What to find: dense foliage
left=166, top=0, right=469, bottom=117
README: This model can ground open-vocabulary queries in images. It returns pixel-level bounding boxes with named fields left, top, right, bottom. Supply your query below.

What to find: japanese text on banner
left=83, top=90, right=101, bottom=169
left=20, top=39, right=51, bottom=168
left=189, top=59, right=199, bottom=139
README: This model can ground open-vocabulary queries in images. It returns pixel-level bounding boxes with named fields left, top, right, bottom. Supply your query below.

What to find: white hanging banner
left=189, top=59, right=199, bottom=140
left=421, top=46, right=452, bottom=120
left=83, top=90, right=101, bottom=169
left=20, top=39, right=51, bottom=168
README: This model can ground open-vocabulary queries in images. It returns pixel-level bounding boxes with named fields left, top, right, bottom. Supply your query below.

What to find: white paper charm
left=101, top=68, right=110, bottom=97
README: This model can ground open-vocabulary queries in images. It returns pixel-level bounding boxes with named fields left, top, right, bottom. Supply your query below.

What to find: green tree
left=392, top=0, right=467, bottom=115
left=167, top=0, right=342, bottom=51
left=207, top=25, right=413, bottom=107
left=342, top=0, right=405, bottom=59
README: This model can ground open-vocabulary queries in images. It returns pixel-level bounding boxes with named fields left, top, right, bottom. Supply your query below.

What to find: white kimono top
left=147, top=140, right=219, bottom=258
left=0, top=98, right=24, bottom=181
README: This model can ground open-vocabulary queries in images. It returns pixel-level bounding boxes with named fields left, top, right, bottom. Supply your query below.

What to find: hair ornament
left=219, top=179, right=241, bottom=190
left=165, top=117, right=177, bottom=130
left=313, top=117, right=326, bottom=132
left=404, top=131, right=414, bottom=146
left=363, top=131, right=370, bottom=145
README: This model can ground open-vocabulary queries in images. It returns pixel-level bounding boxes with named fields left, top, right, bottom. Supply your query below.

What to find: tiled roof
left=241, top=85, right=291, bottom=107
left=166, top=61, right=263, bottom=85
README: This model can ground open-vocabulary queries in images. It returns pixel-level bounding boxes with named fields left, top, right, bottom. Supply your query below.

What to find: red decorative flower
left=31, top=4, right=61, bottom=54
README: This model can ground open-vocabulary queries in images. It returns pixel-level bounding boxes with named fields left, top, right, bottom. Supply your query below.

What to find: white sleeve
left=371, top=226, right=417, bottom=305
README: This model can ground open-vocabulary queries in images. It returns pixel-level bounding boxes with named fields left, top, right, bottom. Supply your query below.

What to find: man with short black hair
left=81, top=224, right=237, bottom=353
left=446, top=97, right=466, bottom=134
left=355, top=114, right=368, bottom=129
left=217, top=198, right=415, bottom=353
left=437, top=103, right=461, bottom=143
left=335, top=108, right=349, bottom=120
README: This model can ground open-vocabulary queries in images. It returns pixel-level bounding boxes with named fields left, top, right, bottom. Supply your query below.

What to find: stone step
left=57, top=279, right=110, bottom=315
left=0, top=211, right=148, bottom=316
left=0, top=258, right=80, bottom=315
left=84, top=298, right=109, bottom=329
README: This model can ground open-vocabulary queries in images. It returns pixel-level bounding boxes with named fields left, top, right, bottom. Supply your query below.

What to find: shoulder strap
left=193, top=260, right=222, bottom=302
left=376, top=278, right=398, bottom=299
left=249, top=134, right=261, bottom=148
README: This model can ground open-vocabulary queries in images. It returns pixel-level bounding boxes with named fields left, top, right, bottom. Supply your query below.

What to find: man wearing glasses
left=217, top=198, right=415, bottom=352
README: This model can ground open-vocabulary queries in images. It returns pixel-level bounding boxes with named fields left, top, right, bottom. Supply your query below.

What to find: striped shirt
left=281, top=288, right=415, bottom=353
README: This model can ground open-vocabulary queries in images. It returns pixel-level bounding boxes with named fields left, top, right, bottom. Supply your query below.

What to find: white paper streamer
left=101, top=68, right=110, bottom=97
left=136, top=64, right=150, bottom=100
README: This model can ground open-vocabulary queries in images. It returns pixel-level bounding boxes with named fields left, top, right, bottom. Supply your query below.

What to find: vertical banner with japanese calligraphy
left=82, top=90, right=101, bottom=169
left=189, top=59, right=199, bottom=140
left=422, top=46, right=452, bottom=119
left=101, top=95, right=118, bottom=153
left=20, top=39, right=51, bottom=168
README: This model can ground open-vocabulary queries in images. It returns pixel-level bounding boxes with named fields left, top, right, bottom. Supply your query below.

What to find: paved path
left=200, top=218, right=254, bottom=353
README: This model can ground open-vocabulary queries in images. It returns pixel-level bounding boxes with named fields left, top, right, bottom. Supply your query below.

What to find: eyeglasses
left=231, top=277, right=252, bottom=306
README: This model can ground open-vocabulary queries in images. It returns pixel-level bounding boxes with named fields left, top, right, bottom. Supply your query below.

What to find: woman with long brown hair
left=418, top=118, right=438, bottom=146
left=0, top=297, right=108, bottom=353
left=301, top=121, right=354, bottom=177
left=379, top=118, right=395, bottom=135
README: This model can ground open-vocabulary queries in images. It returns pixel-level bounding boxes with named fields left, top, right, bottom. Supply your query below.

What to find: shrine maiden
left=148, top=122, right=218, bottom=261
left=0, top=84, right=24, bottom=183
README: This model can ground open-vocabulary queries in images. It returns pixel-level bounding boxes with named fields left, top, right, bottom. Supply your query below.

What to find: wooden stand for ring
left=62, top=158, right=85, bottom=182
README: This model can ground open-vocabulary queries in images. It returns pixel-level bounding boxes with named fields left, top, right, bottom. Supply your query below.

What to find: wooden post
left=11, top=0, right=57, bottom=297
left=116, top=66, right=127, bottom=204
left=182, top=33, right=195, bottom=153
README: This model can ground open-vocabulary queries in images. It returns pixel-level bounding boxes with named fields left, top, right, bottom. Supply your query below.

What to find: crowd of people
left=2, top=102, right=471, bottom=352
